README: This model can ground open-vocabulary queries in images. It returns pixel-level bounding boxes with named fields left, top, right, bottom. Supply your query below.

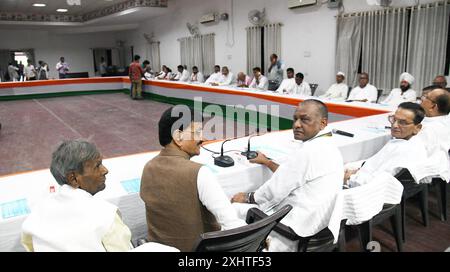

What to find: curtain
left=407, top=1, right=450, bottom=93
left=0, top=50, right=12, bottom=82
left=335, top=16, right=362, bottom=87
left=246, top=26, right=262, bottom=75
left=179, top=34, right=215, bottom=75
left=149, top=42, right=161, bottom=73
left=263, top=23, right=282, bottom=75
left=361, top=8, right=408, bottom=93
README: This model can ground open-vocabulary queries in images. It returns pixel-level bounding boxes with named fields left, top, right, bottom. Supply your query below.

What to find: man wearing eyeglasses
left=347, top=73, right=378, bottom=103
left=345, top=102, right=427, bottom=188
left=418, top=88, right=450, bottom=157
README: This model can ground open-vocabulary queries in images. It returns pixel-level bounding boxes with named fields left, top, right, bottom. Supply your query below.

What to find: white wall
left=0, top=29, right=120, bottom=78
left=117, top=0, right=441, bottom=95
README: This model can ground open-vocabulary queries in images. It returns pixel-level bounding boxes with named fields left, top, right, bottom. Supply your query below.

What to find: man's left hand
left=231, top=192, right=247, bottom=203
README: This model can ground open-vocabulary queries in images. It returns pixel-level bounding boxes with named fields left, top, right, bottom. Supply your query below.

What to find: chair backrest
left=310, top=84, right=319, bottom=96
left=192, top=205, right=292, bottom=252
left=347, top=86, right=353, bottom=99
left=376, top=89, right=383, bottom=103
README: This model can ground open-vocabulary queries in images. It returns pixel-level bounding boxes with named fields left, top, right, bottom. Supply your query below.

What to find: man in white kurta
left=205, top=65, right=222, bottom=85
left=213, top=66, right=235, bottom=86
left=189, top=66, right=204, bottom=83
left=21, top=140, right=177, bottom=252
left=345, top=102, right=428, bottom=188
left=292, top=73, right=311, bottom=96
left=348, top=73, right=378, bottom=103
left=249, top=67, right=269, bottom=90
left=173, top=65, right=190, bottom=82
left=276, top=68, right=296, bottom=94
left=381, top=73, right=417, bottom=107
left=320, top=72, right=348, bottom=101
left=232, top=100, right=344, bottom=252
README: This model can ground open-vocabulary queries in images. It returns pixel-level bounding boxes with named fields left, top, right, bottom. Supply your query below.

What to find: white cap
left=337, top=71, right=345, bottom=77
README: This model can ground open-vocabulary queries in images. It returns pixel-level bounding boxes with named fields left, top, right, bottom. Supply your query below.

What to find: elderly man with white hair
left=381, top=73, right=417, bottom=107
left=320, top=72, right=348, bottom=101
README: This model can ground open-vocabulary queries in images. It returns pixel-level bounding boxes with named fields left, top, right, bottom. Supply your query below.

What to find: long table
left=0, top=113, right=393, bottom=252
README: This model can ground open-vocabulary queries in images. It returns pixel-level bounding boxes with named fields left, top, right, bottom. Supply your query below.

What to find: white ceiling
left=0, top=0, right=131, bottom=15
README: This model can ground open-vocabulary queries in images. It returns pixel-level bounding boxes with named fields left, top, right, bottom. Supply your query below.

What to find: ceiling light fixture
left=33, top=3, right=47, bottom=7
left=57, top=9, right=68, bottom=13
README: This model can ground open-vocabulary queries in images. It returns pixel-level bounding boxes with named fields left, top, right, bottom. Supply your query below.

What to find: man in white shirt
left=320, top=72, right=348, bottom=101
left=347, top=73, right=378, bottom=103
left=172, top=65, right=190, bottom=82
left=141, top=107, right=245, bottom=252
left=24, top=59, right=37, bottom=81
left=56, top=57, right=70, bottom=79
left=345, top=102, right=427, bottom=188
left=292, top=73, right=311, bottom=96
left=210, top=66, right=234, bottom=86
left=381, top=73, right=417, bottom=107
left=21, top=140, right=177, bottom=252
left=418, top=88, right=450, bottom=156
left=276, top=68, right=296, bottom=94
left=8, top=62, right=19, bottom=82
left=156, top=65, right=168, bottom=80
left=205, top=65, right=222, bottom=85
left=189, top=66, right=204, bottom=83
left=232, top=100, right=344, bottom=252
left=249, top=67, right=269, bottom=90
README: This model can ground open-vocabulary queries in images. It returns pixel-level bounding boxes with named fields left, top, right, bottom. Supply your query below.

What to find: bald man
left=232, top=100, right=344, bottom=252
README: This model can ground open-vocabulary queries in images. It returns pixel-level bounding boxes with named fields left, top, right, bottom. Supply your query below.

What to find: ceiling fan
left=248, top=8, right=266, bottom=26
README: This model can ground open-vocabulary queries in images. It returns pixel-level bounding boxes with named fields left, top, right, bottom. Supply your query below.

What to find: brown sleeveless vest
left=140, top=145, right=220, bottom=252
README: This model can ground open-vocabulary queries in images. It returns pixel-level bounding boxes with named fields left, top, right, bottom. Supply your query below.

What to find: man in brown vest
left=140, top=106, right=244, bottom=252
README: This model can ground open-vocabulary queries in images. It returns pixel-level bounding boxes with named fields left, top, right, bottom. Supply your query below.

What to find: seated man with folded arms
left=210, top=66, right=235, bottom=86
left=232, top=100, right=344, bottom=252
left=347, top=73, right=378, bottom=103
left=21, top=140, right=177, bottom=252
left=381, top=73, right=417, bottom=107
left=189, top=66, right=204, bottom=83
left=236, top=72, right=252, bottom=88
left=204, top=65, right=222, bottom=85
left=418, top=88, right=450, bottom=156
left=172, top=65, right=190, bottom=82
left=320, top=72, right=348, bottom=101
left=292, top=73, right=312, bottom=96
left=140, top=107, right=245, bottom=252
left=344, top=103, right=427, bottom=188
left=276, top=68, right=296, bottom=94
left=249, top=67, right=269, bottom=90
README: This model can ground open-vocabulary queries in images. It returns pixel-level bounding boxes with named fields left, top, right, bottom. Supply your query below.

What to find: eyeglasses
left=388, top=115, right=415, bottom=126
left=421, top=94, right=437, bottom=104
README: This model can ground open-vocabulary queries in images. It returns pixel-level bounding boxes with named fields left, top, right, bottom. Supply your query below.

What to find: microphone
left=241, top=127, right=272, bottom=160
left=332, top=129, right=354, bottom=138
left=214, top=139, right=235, bottom=168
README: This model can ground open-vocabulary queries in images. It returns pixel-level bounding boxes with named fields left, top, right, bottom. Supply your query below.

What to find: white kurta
left=217, top=73, right=235, bottom=86
left=321, top=83, right=349, bottom=101
left=276, top=78, right=296, bottom=94
left=205, top=72, right=222, bottom=85
left=250, top=75, right=269, bottom=90
left=419, top=115, right=450, bottom=155
left=292, top=82, right=311, bottom=96
left=381, top=88, right=417, bottom=107
left=253, top=129, right=344, bottom=252
left=190, top=72, right=204, bottom=83
left=174, top=70, right=190, bottom=82
left=22, top=185, right=119, bottom=252
left=348, top=84, right=378, bottom=103
left=348, top=136, right=428, bottom=187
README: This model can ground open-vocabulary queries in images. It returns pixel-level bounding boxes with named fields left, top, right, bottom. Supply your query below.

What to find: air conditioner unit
left=288, top=0, right=317, bottom=9
left=200, top=13, right=216, bottom=24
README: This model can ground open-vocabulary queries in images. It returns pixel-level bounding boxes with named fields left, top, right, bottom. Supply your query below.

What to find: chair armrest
left=246, top=208, right=299, bottom=241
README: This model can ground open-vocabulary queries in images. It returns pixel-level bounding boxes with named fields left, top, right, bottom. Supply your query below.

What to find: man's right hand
left=249, top=152, right=270, bottom=166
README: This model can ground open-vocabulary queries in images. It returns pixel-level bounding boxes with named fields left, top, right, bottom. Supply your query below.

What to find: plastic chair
left=376, top=89, right=383, bottom=103
left=310, top=84, right=319, bottom=96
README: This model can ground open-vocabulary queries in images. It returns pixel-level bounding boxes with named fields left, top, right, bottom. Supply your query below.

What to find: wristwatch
left=247, top=192, right=256, bottom=204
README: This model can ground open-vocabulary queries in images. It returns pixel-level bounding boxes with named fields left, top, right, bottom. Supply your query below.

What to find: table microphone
left=332, top=129, right=354, bottom=138
left=214, top=139, right=235, bottom=167
left=241, top=135, right=259, bottom=160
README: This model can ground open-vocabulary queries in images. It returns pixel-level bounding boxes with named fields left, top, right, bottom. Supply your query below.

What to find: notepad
left=121, top=178, right=141, bottom=194
left=1, top=199, right=31, bottom=219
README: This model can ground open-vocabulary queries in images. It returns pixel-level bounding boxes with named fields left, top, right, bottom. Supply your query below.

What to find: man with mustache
left=140, top=106, right=244, bottom=252
left=345, top=102, right=427, bottom=188
left=232, top=100, right=344, bottom=252
left=21, top=140, right=132, bottom=251
left=381, top=73, right=417, bottom=107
